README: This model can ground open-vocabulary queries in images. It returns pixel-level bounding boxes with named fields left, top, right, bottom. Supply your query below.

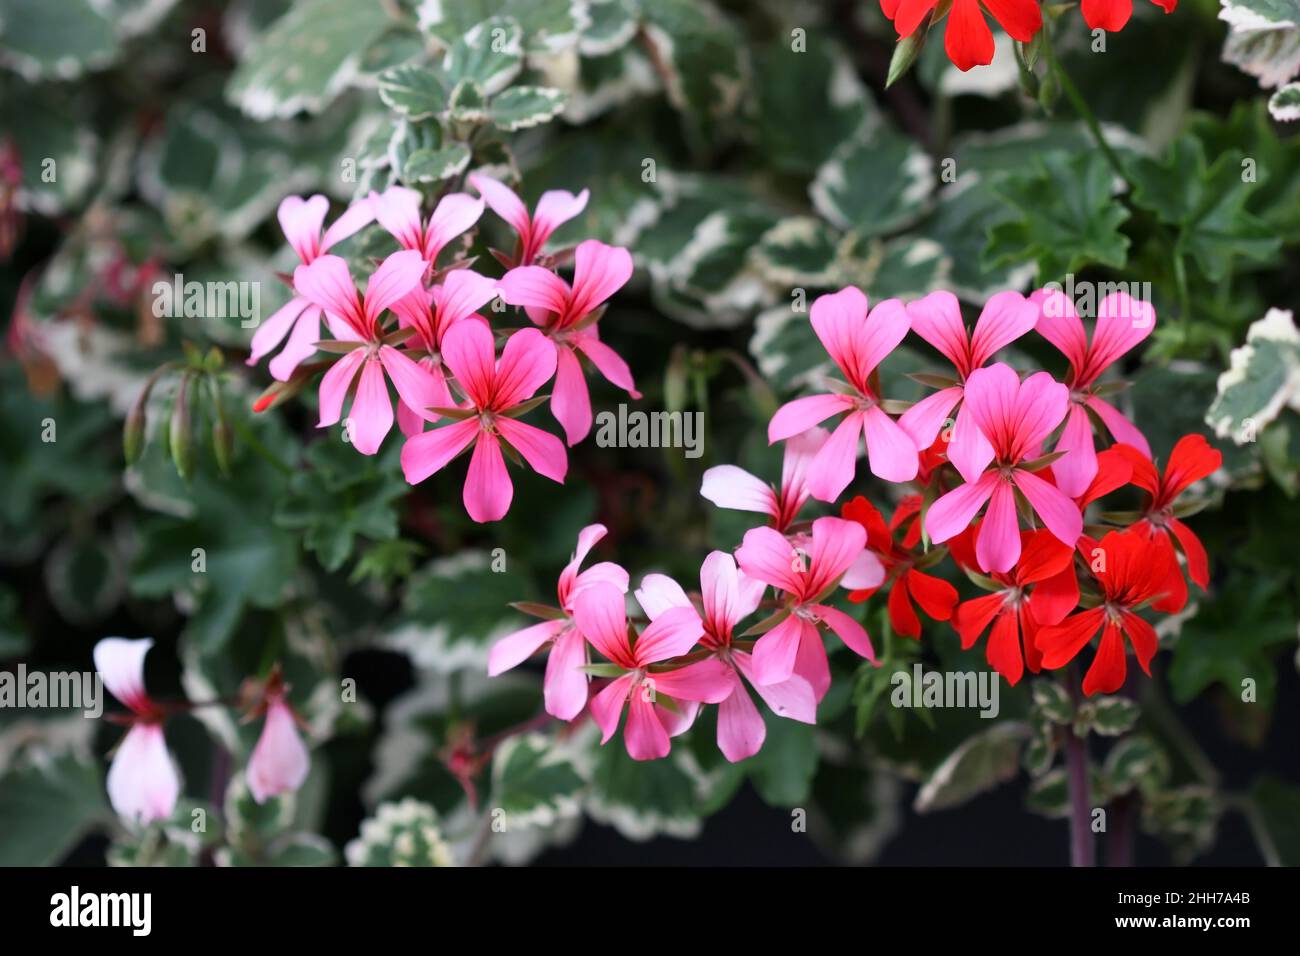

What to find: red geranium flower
left=1036, top=529, right=1176, bottom=695
left=1081, top=0, right=1177, bottom=33
left=842, top=494, right=958, bottom=638
left=881, top=0, right=1043, bottom=72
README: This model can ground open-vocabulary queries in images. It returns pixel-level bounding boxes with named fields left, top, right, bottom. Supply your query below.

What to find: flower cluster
left=248, top=177, right=638, bottom=523
left=489, top=285, right=1220, bottom=761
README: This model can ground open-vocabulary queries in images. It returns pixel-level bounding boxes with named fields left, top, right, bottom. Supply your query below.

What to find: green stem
left=1042, top=24, right=1129, bottom=189
left=231, top=417, right=293, bottom=476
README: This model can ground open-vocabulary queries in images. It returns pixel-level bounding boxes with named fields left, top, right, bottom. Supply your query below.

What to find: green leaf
left=1031, top=680, right=1074, bottom=725
left=811, top=122, right=933, bottom=238
left=345, top=799, right=454, bottom=866
left=401, top=143, right=472, bottom=183
left=1101, top=735, right=1170, bottom=798
left=0, top=753, right=113, bottom=865
left=1206, top=308, right=1300, bottom=445
left=0, top=0, right=118, bottom=81
left=418, top=0, right=585, bottom=55
left=1077, top=695, right=1139, bottom=737
left=1025, top=767, right=1071, bottom=818
left=1270, top=81, right=1300, bottom=122
left=983, top=151, right=1130, bottom=284
left=1126, top=137, right=1281, bottom=282
left=913, top=722, right=1030, bottom=813
left=443, top=16, right=523, bottom=96
left=747, top=714, right=819, bottom=806
left=491, top=732, right=585, bottom=827
left=227, top=0, right=391, bottom=119
left=489, top=85, right=568, bottom=130
left=378, top=64, right=449, bottom=121
left=1250, top=775, right=1300, bottom=866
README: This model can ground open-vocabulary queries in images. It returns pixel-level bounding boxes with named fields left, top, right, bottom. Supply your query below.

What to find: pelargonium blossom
left=293, top=250, right=437, bottom=455
left=247, top=194, right=374, bottom=380
left=1032, top=288, right=1157, bottom=497
left=636, top=551, right=818, bottom=762
left=94, top=637, right=181, bottom=823
left=735, top=515, right=877, bottom=694
left=1115, top=434, right=1221, bottom=613
left=700, top=427, right=829, bottom=532
left=573, top=582, right=732, bottom=761
left=388, top=268, right=500, bottom=436
left=1080, top=0, right=1176, bottom=33
left=1037, top=529, right=1177, bottom=695
left=469, top=173, right=589, bottom=267
left=768, top=286, right=919, bottom=501
left=370, top=185, right=483, bottom=273
left=399, top=321, right=567, bottom=522
left=247, top=683, right=310, bottom=804
left=898, top=289, right=1038, bottom=482
left=924, top=363, right=1083, bottom=574
left=496, top=239, right=640, bottom=446
left=487, top=524, right=629, bottom=719
left=880, top=0, right=1042, bottom=72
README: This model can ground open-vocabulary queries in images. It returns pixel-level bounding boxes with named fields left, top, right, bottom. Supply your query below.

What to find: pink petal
left=1084, top=292, right=1156, bottom=384
left=906, top=290, right=971, bottom=374
left=735, top=650, right=817, bottom=723
left=294, top=255, right=365, bottom=335
left=319, top=197, right=375, bottom=253
left=463, top=431, right=512, bottom=522
left=1051, top=402, right=1098, bottom=498
left=810, top=603, right=876, bottom=662
left=780, top=426, right=830, bottom=501
left=634, top=605, right=705, bottom=665
left=439, top=317, right=498, bottom=407
left=370, top=186, right=425, bottom=252
left=808, top=515, right=869, bottom=595
left=1087, top=395, right=1152, bottom=458
left=716, top=675, right=766, bottom=762
left=247, top=697, right=310, bottom=804
left=400, top=416, right=478, bottom=484
left=573, top=582, right=635, bottom=667
left=589, top=673, right=634, bottom=744
left=735, top=524, right=807, bottom=596
left=544, top=626, right=590, bottom=720
left=898, top=385, right=963, bottom=450
left=862, top=405, right=919, bottom=482
left=960, top=363, right=1021, bottom=457
left=650, top=658, right=734, bottom=703
left=495, top=417, right=567, bottom=483
left=497, top=265, right=572, bottom=317
left=107, top=723, right=180, bottom=823
left=1031, top=287, right=1089, bottom=372
left=530, top=188, right=589, bottom=256
left=969, top=290, right=1037, bottom=369
left=347, top=357, right=394, bottom=455
left=805, top=410, right=865, bottom=502
left=841, top=549, right=886, bottom=590
left=624, top=692, right=671, bottom=760
left=248, top=295, right=309, bottom=366
left=362, top=249, right=427, bottom=328
left=809, top=286, right=870, bottom=386
left=573, top=333, right=639, bottom=397
left=768, top=392, right=854, bottom=443
left=925, top=470, right=999, bottom=543
left=317, top=348, right=366, bottom=428
left=93, top=637, right=154, bottom=715
left=487, top=618, right=566, bottom=676
left=634, top=573, right=692, bottom=620
left=1013, top=371, right=1071, bottom=458
left=437, top=268, right=500, bottom=326
left=551, top=345, right=592, bottom=446
left=568, top=240, right=633, bottom=321
left=494, top=327, right=558, bottom=409
left=469, top=173, right=533, bottom=244
left=947, top=398, right=996, bottom=483
left=423, top=192, right=484, bottom=262
left=750, top=613, right=809, bottom=686
left=793, top=627, right=831, bottom=701
left=268, top=304, right=323, bottom=382
left=700, top=465, right=777, bottom=517
left=1012, top=467, right=1084, bottom=549
left=699, top=550, right=753, bottom=636
left=975, top=477, right=1021, bottom=573
left=277, top=195, right=329, bottom=263
left=379, top=344, right=440, bottom=426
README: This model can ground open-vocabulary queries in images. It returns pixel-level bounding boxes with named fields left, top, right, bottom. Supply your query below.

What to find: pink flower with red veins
left=925, top=363, right=1084, bottom=574
left=247, top=194, right=375, bottom=381
left=400, top=321, right=567, bottom=522
left=734, top=515, right=877, bottom=695
left=294, top=250, right=437, bottom=456
left=701, top=427, right=830, bottom=532
left=898, top=290, right=1038, bottom=481
left=469, top=172, right=590, bottom=267
left=247, top=687, right=310, bottom=804
left=496, top=239, right=640, bottom=446
left=1031, top=288, right=1156, bottom=497
left=369, top=185, right=484, bottom=274
left=637, top=552, right=818, bottom=763
left=93, top=638, right=181, bottom=824
left=573, top=583, right=732, bottom=761
left=388, top=268, right=500, bottom=436
left=767, top=286, right=919, bottom=501
left=487, top=523, right=630, bottom=720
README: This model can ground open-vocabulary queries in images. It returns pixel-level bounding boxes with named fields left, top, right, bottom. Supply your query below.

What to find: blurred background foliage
left=0, top=0, right=1297, bottom=866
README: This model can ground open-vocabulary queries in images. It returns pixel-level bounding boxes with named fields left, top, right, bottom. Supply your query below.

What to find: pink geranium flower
left=701, top=427, right=829, bottom=532
left=399, top=321, right=567, bottom=522
left=370, top=185, right=483, bottom=272
left=469, top=172, right=590, bottom=267
left=247, top=194, right=375, bottom=381
left=637, top=552, right=818, bottom=763
left=294, top=250, right=437, bottom=455
left=487, top=524, right=630, bottom=720
left=734, top=515, right=876, bottom=694
left=924, top=363, right=1083, bottom=574
left=496, top=239, right=640, bottom=446
left=573, top=582, right=732, bottom=761
left=93, top=638, right=181, bottom=824
left=767, top=287, right=918, bottom=500
left=1032, top=289, right=1156, bottom=497
left=247, top=688, right=310, bottom=804
left=388, top=268, right=500, bottom=436
left=898, top=290, right=1038, bottom=481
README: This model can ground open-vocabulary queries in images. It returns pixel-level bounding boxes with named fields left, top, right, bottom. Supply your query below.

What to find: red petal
left=1015, top=529, right=1075, bottom=584
left=1082, top=622, right=1127, bottom=696
left=951, top=592, right=1005, bottom=649
left=906, top=568, right=958, bottom=621
left=986, top=610, right=1024, bottom=685
left=944, top=0, right=995, bottom=71
left=1080, top=0, right=1132, bottom=31
left=1028, top=565, right=1080, bottom=627
left=982, top=0, right=1043, bottom=41
left=1037, top=606, right=1106, bottom=670
left=1159, top=434, right=1222, bottom=505
left=1169, top=517, right=1210, bottom=590
left=888, top=577, right=922, bottom=638
left=1121, top=611, right=1158, bottom=676
left=1077, top=446, right=1132, bottom=508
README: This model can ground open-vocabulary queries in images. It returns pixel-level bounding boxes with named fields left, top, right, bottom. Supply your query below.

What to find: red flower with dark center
left=881, top=0, right=1043, bottom=72
left=842, top=494, right=958, bottom=639
left=1113, top=435, right=1220, bottom=613
left=1036, top=529, right=1176, bottom=695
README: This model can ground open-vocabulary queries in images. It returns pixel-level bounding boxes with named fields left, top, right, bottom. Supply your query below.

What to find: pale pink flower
left=700, top=427, right=830, bottom=532
left=370, top=185, right=483, bottom=272
left=94, top=637, right=180, bottom=824
left=469, top=172, right=589, bottom=267
left=573, top=582, right=732, bottom=761
left=767, top=287, right=918, bottom=501
left=734, top=516, right=876, bottom=694
left=637, top=552, right=818, bottom=762
left=487, top=524, right=630, bottom=720
left=924, top=363, right=1083, bottom=573
left=247, top=195, right=375, bottom=380
left=1032, top=289, right=1156, bottom=497
left=399, top=322, right=567, bottom=522
left=496, top=239, right=640, bottom=446
left=247, top=692, right=310, bottom=804
left=388, top=268, right=500, bottom=436
left=897, top=290, right=1038, bottom=480
left=293, top=250, right=437, bottom=455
